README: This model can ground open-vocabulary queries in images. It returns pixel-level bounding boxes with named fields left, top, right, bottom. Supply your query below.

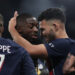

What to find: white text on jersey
left=0, top=45, right=11, bottom=53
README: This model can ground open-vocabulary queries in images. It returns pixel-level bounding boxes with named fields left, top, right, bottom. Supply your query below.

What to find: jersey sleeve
left=44, top=39, right=68, bottom=58
left=21, top=50, right=37, bottom=75
left=69, top=43, right=75, bottom=56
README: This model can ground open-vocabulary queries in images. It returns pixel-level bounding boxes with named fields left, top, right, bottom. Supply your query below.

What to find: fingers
left=14, top=11, right=18, bottom=18
left=8, top=11, right=18, bottom=32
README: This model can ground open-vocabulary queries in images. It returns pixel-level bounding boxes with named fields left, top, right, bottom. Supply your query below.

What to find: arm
left=63, top=53, right=75, bottom=74
left=8, top=12, right=48, bottom=58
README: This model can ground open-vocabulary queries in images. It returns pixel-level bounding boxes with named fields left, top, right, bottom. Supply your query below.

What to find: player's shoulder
left=0, top=37, right=20, bottom=47
left=47, top=38, right=70, bottom=45
left=44, top=38, right=74, bottom=50
left=0, top=37, right=27, bottom=54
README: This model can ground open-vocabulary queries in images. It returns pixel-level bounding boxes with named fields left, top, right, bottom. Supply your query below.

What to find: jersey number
left=0, top=54, right=5, bottom=72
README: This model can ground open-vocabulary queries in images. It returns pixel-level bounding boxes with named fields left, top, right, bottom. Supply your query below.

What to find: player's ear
left=53, top=23, right=58, bottom=31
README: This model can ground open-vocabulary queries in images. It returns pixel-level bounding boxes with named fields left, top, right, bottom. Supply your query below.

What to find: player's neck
left=56, top=30, right=69, bottom=39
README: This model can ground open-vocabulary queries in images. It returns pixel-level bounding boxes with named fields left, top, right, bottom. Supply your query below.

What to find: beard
left=42, top=29, right=56, bottom=43
left=48, top=29, right=56, bottom=42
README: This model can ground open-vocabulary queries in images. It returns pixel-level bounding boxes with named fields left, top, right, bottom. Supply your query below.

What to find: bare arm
left=63, top=53, right=75, bottom=74
left=8, top=11, right=48, bottom=58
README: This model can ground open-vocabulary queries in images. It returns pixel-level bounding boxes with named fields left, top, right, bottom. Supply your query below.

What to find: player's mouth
left=32, top=35, right=38, bottom=39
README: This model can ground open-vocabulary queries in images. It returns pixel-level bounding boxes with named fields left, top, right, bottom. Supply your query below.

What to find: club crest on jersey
left=0, top=45, right=11, bottom=53
left=49, top=43, right=54, bottom=48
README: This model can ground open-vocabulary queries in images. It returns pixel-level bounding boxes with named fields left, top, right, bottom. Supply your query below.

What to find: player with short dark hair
left=12, top=12, right=48, bottom=75
left=15, top=12, right=49, bottom=75
left=38, top=8, right=66, bottom=42
left=8, top=8, right=75, bottom=75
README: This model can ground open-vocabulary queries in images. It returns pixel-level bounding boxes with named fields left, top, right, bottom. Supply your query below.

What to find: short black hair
left=16, top=13, right=33, bottom=26
left=38, top=8, right=66, bottom=24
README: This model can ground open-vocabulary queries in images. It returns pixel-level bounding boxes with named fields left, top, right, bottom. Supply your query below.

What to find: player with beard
left=8, top=8, right=75, bottom=75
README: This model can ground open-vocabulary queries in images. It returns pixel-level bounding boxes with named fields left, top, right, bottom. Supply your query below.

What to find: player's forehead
left=26, top=17, right=38, bottom=24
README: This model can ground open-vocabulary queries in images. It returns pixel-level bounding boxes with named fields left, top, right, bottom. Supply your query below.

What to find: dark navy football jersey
left=44, top=38, right=75, bottom=75
left=0, top=37, right=37, bottom=75
left=69, top=41, right=75, bottom=56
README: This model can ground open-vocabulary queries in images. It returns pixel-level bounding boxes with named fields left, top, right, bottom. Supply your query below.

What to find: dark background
left=0, top=0, right=75, bottom=39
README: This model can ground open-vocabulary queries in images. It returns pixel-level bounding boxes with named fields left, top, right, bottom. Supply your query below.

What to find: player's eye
left=29, top=23, right=33, bottom=29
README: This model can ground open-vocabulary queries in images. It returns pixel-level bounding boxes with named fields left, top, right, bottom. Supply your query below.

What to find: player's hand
left=8, top=11, right=18, bottom=32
